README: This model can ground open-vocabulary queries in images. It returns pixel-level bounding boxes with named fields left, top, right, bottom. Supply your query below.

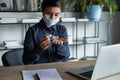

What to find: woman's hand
left=53, top=38, right=67, bottom=45
left=40, top=34, right=52, bottom=50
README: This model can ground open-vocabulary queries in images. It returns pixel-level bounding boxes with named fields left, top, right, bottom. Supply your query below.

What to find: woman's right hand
left=40, top=34, right=52, bottom=50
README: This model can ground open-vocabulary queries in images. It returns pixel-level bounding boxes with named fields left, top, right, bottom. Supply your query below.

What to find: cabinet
left=60, top=18, right=78, bottom=60
left=76, top=19, right=109, bottom=60
left=0, top=22, right=37, bottom=51
left=61, top=18, right=109, bottom=60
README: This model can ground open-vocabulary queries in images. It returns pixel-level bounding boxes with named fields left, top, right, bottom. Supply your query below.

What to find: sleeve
left=55, top=25, right=70, bottom=61
left=22, top=27, right=44, bottom=64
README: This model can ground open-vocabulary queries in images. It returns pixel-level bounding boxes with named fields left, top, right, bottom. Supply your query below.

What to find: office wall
left=111, top=12, right=120, bottom=44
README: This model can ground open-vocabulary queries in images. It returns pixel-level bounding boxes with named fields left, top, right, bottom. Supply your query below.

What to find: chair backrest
left=2, top=49, right=24, bottom=66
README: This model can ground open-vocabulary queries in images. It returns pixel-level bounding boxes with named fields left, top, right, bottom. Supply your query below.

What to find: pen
left=34, top=73, right=40, bottom=80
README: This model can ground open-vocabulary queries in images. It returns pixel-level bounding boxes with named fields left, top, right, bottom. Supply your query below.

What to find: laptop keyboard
left=79, top=70, right=93, bottom=78
left=67, top=64, right=94, bottom=79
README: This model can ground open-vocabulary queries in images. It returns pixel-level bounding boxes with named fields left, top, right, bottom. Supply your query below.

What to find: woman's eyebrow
left=45, top=9, right=61, bottom=14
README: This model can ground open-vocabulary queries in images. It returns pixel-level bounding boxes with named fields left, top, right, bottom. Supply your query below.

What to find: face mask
left=43, top=15, right=60, bottom=26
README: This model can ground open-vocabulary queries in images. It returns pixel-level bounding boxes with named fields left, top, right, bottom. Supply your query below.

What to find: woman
left=23, top=0, right=70, bottom=64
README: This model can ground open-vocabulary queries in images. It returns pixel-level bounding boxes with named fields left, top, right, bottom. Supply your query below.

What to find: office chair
left=2, top=48, right=24, bottom=66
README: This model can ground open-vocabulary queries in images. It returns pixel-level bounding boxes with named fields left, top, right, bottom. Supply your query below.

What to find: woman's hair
left=41, top=0, right=62, bottom=12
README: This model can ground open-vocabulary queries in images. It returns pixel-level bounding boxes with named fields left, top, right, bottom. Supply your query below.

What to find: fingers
left=40, top=34, right=67, bottom=49
left=40, top=40, right=50, bottom=50
left=58, top=40, right=64, bottom=45
left=40, top=35, right=52, bottom=50
left=53, top=39, right=64, bottom=45
left=59, top=38, right=68, bottom=42
left=46, top=34, right=52, bottom=38
left=41, top=34, right=52, bottom=42
left=40, top=43, right=49, bottom=50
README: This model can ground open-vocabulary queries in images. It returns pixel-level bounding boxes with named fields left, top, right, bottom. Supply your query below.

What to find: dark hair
left=41, top=0, right=61, bottom=12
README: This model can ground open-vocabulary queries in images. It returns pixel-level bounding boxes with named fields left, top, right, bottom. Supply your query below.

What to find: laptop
left=67, top=44, right=120, bottom=80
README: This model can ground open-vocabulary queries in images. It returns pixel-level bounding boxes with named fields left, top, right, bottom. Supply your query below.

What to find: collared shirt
left=23, top=19, right=70, bottom=64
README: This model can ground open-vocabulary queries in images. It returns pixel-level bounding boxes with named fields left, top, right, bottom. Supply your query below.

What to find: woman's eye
left=55, top=13, right=60, bottom=17
left=55, top=14, right=58, bottom=16
left=46, top=12, right=51, bottom=15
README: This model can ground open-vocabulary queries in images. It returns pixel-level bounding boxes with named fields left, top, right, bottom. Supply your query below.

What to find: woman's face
left=43, top=7, right=61, bottom=19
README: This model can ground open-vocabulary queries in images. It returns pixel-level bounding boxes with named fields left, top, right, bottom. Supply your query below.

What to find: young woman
left=22, top=0, right=70, bottom=64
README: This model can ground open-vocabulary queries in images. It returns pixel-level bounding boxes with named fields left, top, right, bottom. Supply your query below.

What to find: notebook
left=22, top=68, right=62, bottom=80
left=67, top=44, right=120, bottom=80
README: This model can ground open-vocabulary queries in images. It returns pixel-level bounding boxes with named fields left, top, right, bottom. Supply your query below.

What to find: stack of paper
left=61, top=17, right=76, bottom=22
left=4, top=40, right=23, bottom=49
left=77, top=19, right=89, bottom=22
left=0, top=18, right=17, bottom=23
left=22, top=18, right=40, bottom=23
left=22, top=68, right=62, bottom=80
left=85, top=37, right=100, bottom=43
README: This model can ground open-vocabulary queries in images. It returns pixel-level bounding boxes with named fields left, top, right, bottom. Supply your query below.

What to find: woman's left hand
left=53, top=38, right=67, bottom=45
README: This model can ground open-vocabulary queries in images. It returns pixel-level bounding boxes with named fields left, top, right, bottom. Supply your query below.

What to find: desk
left=0, top=60, right=95, bottom=80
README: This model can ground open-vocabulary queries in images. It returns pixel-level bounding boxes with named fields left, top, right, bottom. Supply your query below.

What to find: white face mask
left=43, top=15, right=60, bottom=26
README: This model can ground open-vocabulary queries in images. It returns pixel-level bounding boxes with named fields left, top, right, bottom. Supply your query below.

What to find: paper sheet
left=61, top=18, right=76, bottom=22
left=22, top=68, right=62, bottom=80
left=22, top=19, right=40, bottom=23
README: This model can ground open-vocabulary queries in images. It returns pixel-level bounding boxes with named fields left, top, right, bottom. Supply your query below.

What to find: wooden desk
left=0, top=60, right=95, bottom=80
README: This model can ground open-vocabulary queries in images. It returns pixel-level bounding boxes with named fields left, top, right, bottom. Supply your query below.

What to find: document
left=4, top=40, right=23, bottom=49
left=61, top=17, right=76, bottom=22
left=0, top=18, right=17, bottom=23
left=22, top=18, right=40, bottom=23
left=77, top=19, right=89, bottom=22
left=22, top=68, right=62, bottom=80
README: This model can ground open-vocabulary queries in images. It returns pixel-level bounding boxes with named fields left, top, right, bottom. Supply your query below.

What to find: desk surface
left=0, top=60, right=95, bottom=80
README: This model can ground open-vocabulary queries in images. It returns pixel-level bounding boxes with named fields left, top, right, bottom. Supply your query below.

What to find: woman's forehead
left=44, top=7, right=61, bottom=13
